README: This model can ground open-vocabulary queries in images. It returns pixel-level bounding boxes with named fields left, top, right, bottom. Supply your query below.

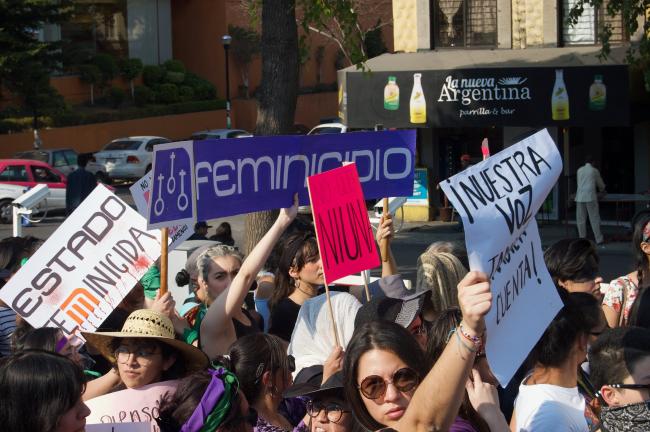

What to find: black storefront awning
left=338, top=46, right=630, bottom=128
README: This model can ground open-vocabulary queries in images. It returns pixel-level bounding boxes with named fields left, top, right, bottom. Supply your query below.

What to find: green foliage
left=134, top=85, right=154, bottom=107
left=165, top=71, right=186, bottom=84
left=567, top=0, right=650, bottom=66
left=184, top=72, right=217, bottom=100
left=228, top=25, right=261, bottom=65
left=178, top=85, right=195, bottom=102
left=119, top=58, right=144, bottom=81
left=364, top=20, right=387, bottom=59
left=107, top=87, right=126, bottom=109
left=92, top=54, right=118, bottom=88
left=78, top=64, right=101, bottom=85
left=163, top=59, right=186, bottom=74
left=142, top=65, right=166, bottom=86
left=156, top=83, right=179, bottom=104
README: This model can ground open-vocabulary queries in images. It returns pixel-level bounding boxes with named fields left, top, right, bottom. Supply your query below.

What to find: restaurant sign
left=343, top=65, right=629, bottom=128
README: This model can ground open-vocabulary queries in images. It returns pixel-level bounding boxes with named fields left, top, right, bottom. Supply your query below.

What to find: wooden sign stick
left=306, top=183, right=341, bottom=348
left=362, top=270, right=371, bottom=302
left=159, top=227, right=169, bottom=295
left=380, top=197, right=390, bottom=262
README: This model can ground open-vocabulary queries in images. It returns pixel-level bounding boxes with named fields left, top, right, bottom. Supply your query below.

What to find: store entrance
left=436, top=127, right=503, bottom=180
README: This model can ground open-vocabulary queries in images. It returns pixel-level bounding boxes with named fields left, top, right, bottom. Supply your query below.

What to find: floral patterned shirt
left=602, top=275, right=639, bottom=326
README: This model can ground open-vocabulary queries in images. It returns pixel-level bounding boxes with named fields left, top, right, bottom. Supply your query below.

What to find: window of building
left=432, top=0, right=497, bottom=48
left=561, top=0, right=627, bottom=46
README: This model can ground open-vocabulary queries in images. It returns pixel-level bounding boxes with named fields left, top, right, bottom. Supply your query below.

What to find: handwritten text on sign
left=308, top=163, right=380, bottom=284
left=0, top=185, right=162, bottom=336
left=440, top=129, right=563, bottom=387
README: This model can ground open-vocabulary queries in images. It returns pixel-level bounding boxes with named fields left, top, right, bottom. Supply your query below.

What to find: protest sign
left=147, top=141, right=196, bottom=229
left=148, top=130, right=415, bottom=226
left=0, top=185, right=162, bottom=336
left=130, top=173, right=192, bottom=250
left=439, top=129, right=564, bottom=386
left=86, top=423, right=150, bottom=432
left=86, top=380, right=177, bottom=432
left=308, top=163, right=380, bottom=284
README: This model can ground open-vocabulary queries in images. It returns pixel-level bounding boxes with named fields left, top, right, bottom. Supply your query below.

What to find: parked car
left=190, top=129, right=253, bottom=140
left=13, top=148, right=103, bottom=177
left=307, top=122, right=347, bottom=135
left=93, top=136, right=171, bottom=182
left=0, top=159, right=67, bottom=223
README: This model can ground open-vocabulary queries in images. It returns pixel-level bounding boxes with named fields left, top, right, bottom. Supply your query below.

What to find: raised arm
left=396, top=271, right=492, bottom=432
left=200, top=195, right=298, bottom=353
left=376, top=215, right=398, bottom=277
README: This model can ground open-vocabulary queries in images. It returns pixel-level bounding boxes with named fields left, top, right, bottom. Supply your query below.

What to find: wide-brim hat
left=285, top=369, right=344, bottom=400
left=82, top=309, right=208, bottom=374
left=283, top=365, right=323, bottom=398
left=355, top=289, right=431, bottom=329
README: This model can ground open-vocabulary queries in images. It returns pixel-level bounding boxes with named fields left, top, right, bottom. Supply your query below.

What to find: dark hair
left=632, top=214, right=650, bottom=291
left=589, top=327, right=650, bottom=390
left=175, top=268, right=191, bottom=287
left=109, top=338, right=186, bottom=382
left=544, top=238, right=599, bottom=286
left=343, top=321, right=428, bottom=431
left=11, top=320, right=34, bottom=352
left=529, top=291, right=594, bottom=367
left=157, top=369, right=248, bottom=432
left=77, top=153, right=90, bottom=167
left=223, top=333, right=291, bottom=405
left=425, top=308, right=489, bottom=432
left=0, top=350, right=86, bottom=432
left=270, top=231, right=319, bottom=308
left=629, top=286, right=650, bottom=329
left=17, top=327, right=61, bottom=352
left=0, top=236, right=43, bottom=288
left=211, top=222, right=235, bottom=246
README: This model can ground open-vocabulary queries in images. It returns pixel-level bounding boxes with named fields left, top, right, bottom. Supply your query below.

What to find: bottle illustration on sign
left=551, top=69, right=570, bottom=120
left=589, top=74, right=606, bottom=111
left=384, top=76, right=400, bottom=110
left=410, top=73, right=426, bottom=123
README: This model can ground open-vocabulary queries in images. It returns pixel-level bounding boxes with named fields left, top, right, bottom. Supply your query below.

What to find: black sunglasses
left=306, top=401, right=350, bottom=423
left=358, top=367, right=420, bottom=400
left=607, top=383, right=650, bottom=390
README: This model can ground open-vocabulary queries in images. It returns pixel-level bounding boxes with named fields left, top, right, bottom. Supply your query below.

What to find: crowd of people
left=1, top=196, right=650, bottom=432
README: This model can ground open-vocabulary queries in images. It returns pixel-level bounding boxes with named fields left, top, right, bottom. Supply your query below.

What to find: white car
left=307, top=122, right=347, bottom=135
left=93, top=136, right=171, bottom=183
left=190, top=129, right=253, bottom=140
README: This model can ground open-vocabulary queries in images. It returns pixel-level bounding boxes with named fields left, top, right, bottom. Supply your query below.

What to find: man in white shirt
left=575, top=156, right=606, bottom=245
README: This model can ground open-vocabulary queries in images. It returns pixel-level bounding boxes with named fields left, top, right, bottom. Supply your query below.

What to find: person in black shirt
left=65, top=153, right=97, bottom=215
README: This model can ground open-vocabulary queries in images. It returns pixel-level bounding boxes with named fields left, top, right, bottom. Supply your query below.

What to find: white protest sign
left=130, top=172, right=192, bottom=250
left=86, top=423, right=151, bottom=432
left=0, top=185, right=162, bottom=335
left=440, top=129, right=564, bottom=386
left=86, top=380, right=177, bottom=432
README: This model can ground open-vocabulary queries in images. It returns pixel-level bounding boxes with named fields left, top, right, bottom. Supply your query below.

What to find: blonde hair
left=416, top=251, right=467, bottom=315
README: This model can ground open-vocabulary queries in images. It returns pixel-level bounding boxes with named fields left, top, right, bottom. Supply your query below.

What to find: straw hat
left=82, top=309, right=208, bottom=373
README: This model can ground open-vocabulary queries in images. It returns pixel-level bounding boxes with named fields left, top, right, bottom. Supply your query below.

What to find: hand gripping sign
left=439, top=129, right=564, bottom=386
left=147, top=141, right=196, bottom=229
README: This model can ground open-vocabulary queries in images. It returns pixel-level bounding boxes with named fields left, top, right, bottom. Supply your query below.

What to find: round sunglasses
left=358, top=367, right=420, bottom=400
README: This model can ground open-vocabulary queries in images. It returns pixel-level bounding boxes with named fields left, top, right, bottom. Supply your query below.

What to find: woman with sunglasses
left=344, top=271, right=492, bottom=431
left=588, top=326, right=650, bottom=430
left=157, top=367, right=258, bottom=432
left=602, top=214, right=650, bottom=327
left=222, top=333, right=307, bottom=431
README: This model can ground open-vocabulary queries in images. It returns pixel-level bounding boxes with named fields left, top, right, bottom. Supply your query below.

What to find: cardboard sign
left=130, top=173, right=192, bottom=249
left=0, top=185, right=162, bottom=336
left=308, top=163, right=380, bottom=284
left=86, top=380, right=178, bottom=432
left=148, top=131, right=415, bottom=226
left=86, top=423, right=151, bottom=432
left=147, top=141, right=196, bottom=229
left=440, top=129, right=564, bottom=386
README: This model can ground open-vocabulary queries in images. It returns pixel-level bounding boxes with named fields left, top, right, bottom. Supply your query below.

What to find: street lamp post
left=221, top=34, right=232, bottom=129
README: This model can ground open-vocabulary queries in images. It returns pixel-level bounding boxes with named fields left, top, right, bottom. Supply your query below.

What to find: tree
left=78, top=64, right=101, bottom=105
left=92, top=53, right=118, bottom=97
left=242, top=0, right=368, bottom=254
left=228, top=25, right=261, bottom=99
left=0, top=0, right=71, bottom=126
left=119, top=58, right=144, bottom=100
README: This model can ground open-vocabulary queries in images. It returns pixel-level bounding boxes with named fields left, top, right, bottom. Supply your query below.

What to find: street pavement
left=0, top=183, right=633, bottom=288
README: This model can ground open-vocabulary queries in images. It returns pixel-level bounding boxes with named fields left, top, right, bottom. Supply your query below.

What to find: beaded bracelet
left=459, top=322, right=483, bottom=347
left=455, top=328, right=478, bottom=353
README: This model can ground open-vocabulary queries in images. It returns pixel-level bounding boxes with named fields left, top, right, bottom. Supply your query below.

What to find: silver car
left=13, top=148, right=102, bottom=177
left=190, top=129, right=253, bottom=140
left=93, top=136, right=171, bottom=182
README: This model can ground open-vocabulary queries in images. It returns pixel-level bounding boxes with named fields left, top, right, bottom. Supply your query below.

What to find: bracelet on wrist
left=455, top=329, right=478, bottom=353
left=459, top=322, right=483, bottom=346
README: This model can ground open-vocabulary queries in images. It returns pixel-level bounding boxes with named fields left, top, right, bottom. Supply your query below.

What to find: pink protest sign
left=86, top=380, right=178, bottom=432
left=308, top=163, right=380, bottom=284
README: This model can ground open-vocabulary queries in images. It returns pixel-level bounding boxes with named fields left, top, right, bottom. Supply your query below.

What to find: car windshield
left=14, top=151, right=48, bottom=163
left=310, top=127, right=343, bottom=135
left=104, top=140, right=142, bottom=151
left=191, top=134, right=218, bottom=140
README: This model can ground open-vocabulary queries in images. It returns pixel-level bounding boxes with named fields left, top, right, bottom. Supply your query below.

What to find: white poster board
left=0, top=185, right=162, bottom=335
left=440, top=129, right=564, bottom=386
left=130, top=172, right=193, bottom=250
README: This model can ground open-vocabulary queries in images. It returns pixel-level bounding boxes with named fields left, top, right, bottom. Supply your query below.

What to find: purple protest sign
left=193, top=130, right=416, bottom=220
left=147, top=141, right=196, bottom=229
